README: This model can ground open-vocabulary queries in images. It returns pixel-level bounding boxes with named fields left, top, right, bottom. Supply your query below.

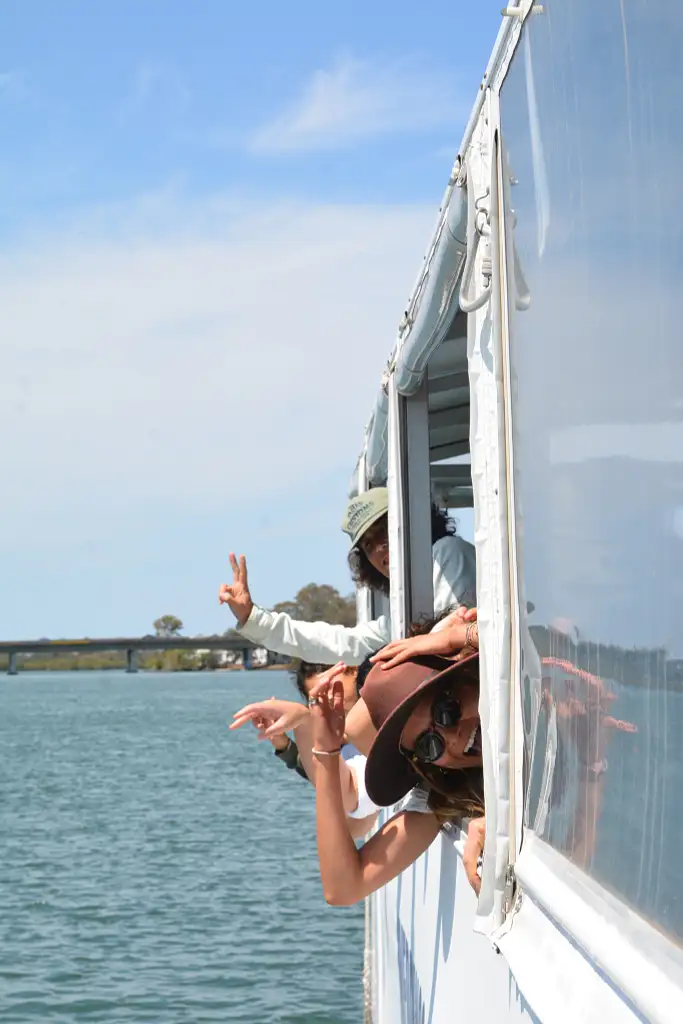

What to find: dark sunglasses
left=400, top=692, right=462, bottom=765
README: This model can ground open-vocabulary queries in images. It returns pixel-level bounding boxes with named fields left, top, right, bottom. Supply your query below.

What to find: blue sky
left=1, top=0, right=501, bottom=639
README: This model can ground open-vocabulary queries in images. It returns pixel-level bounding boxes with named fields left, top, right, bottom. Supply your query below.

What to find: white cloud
left=0, top=193, right=433, bottom=549
left=248, top=56, right=464, bottom=153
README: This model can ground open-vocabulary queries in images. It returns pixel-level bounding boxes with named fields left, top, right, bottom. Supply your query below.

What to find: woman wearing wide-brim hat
left=307, top=648, right=487, bottom=905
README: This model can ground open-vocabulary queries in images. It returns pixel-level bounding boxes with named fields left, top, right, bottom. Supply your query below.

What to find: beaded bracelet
left=465, top=622, right=479, bottom=649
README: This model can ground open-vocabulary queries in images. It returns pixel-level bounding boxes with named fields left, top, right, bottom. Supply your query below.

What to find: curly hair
left=348, top=504, right=457, bottom=596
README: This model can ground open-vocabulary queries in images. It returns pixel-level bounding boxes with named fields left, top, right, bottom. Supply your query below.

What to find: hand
left=371, top=608, right=478, bottom=671
left=440, top=606, right=478, bottom=626
left=230, top=698, right=309, bottom=739
left=251, top=714, right=290, bottom=750
left=308, top=664, right=347, bottom=753
left=463, top=816, right=485, bottom=895
left=371, top=630, right=466, bottom=670
left=218, top=553, right=254, bottom=627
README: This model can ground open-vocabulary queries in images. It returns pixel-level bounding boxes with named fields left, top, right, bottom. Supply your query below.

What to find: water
left=0, top=671, right=364, bottom=1023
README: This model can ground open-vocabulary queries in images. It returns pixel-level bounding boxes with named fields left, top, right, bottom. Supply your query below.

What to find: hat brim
left=349, top=506, right=388, bottom=548
left=363, top=652, right=479, bottom=807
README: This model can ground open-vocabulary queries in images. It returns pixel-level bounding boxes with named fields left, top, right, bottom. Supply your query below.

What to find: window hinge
left=503, top=864, right=517, bottom=916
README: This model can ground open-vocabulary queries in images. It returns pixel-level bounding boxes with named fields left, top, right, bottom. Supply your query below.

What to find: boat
left=353, top=3, right=683, bottom=1021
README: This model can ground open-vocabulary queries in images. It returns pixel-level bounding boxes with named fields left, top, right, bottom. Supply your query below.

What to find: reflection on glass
left=501, top=3, right=683, bottom=941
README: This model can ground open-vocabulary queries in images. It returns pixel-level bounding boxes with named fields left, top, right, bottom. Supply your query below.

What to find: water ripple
left=0, top=671, right=362, bottom=1023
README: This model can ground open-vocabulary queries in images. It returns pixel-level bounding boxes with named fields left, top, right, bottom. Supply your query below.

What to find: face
left=305, top=669, right=358, bottom=714
left=359, top=516, right=389, bottom=578
left=399, top=679, right=482, bottom=770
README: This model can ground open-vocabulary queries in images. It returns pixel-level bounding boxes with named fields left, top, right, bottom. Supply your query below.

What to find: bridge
left=0, top=635, right=270, bottom=675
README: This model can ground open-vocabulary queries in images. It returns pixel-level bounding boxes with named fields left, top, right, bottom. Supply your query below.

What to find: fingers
left=371, top=642, right=410, bottom=669
left=448, top=607, right=469, bottom=623
left=465, top=863, right=482, bottom=896
left=370, top=643, right=401, bottom=663
left=371, top=642, right=413, bottom=671
left=378, top=649, right=413, bottom=671
left=463, top=816, right=485, bottom=895
left=332, top=680, right=344, bottom=714
left=218, top=583, right=234, bottom=605
left=229, top=552, right=240, bottom=580
left=239, top=554, right=248, bottom=585
left=307, top=674, right=345, bottom=719
left=232, top=699, right=274, bottom=718
left=252, top=716, right=269, bottom=740
left=309, top=662, right=345, bottom=700
left=229, top=716, right=251, bottom=730
left=263, top=719, right=288, bottom=739
left=230, top=704, right=274, bottom=729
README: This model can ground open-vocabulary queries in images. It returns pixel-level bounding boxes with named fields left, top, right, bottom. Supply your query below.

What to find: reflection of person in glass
left=539, top=660, right=637, bottom=869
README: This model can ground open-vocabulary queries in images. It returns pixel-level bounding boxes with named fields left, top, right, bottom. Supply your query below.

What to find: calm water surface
left=0, top=671, right=363, bottom=1023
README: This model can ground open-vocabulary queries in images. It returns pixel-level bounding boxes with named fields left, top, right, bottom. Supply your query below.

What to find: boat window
left=500, top=3, right=683, bottom=942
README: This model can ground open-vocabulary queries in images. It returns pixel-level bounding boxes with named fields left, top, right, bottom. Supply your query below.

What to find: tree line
left=3, top=583, right=356, bottom=673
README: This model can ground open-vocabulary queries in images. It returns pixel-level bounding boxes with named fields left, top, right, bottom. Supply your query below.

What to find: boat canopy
left=352, top=183, right=472, bottom=510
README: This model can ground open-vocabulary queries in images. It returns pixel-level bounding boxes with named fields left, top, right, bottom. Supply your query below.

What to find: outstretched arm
left=310, top=676, right=440, bottom=905
left=231, top=692, right=360, bottom=817
left=218, top=553, right=388, bottom=665
left=371, top=608, right=478, bottom=671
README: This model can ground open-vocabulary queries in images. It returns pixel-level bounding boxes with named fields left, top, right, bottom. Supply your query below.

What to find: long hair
left=423, top=766, right=485, bottom=823
left=348, top=504, right=456, bottom=596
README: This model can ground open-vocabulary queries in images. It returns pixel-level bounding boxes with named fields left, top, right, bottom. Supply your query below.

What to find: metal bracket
left=503, top=864, right=517, bottom=916
left=502, top=2, right=543, bottom=17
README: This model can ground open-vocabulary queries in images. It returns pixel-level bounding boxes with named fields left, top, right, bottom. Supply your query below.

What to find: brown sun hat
left=361, top=651, right=479, bottom=807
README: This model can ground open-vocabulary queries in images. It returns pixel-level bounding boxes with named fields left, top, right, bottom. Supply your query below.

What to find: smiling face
left=399, top=678, right=482, bottom=770
left=358, top=515, right=389, bottom=578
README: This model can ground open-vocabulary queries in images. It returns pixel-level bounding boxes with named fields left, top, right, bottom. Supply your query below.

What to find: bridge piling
left=242, top=648, right=253, bottom=671
left=8, top=651, right=17, bottom=676
left=126, top=648, right=138, bottom=674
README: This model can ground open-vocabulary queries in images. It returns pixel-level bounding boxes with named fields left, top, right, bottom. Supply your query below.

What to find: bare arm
left=294, top=708, right=360, bottom=816
left=309, top=674, right=439, bottom=905
left=218, top=553, right=388, bottom=665
left=343, top=697, right=377, bottom=757
left=315, top=758, right=440, bottom=905
left=347, top=811, right=379, bottom=841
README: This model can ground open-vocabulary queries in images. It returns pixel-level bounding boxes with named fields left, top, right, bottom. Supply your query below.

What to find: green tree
left=273, top=583, right=356, bottom=626
left=153, top=615, right=184, bottom=637
left=197, top=650, right=223, bottom=671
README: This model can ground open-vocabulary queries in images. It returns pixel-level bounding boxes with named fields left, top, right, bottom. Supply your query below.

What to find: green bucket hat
left=341, top=488, right=389, bottom=547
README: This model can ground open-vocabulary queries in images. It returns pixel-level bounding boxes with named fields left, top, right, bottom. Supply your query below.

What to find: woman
left=309, top=652, right=487, bottom=903
left=339, top=608, right=479, bottom=757
left=218, top=487, right=476, bottom=665
left=230, top=660, right=379, bottom=838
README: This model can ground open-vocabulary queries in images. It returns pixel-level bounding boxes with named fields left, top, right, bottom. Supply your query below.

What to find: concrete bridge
left=0, top=635, right=271, bottom=675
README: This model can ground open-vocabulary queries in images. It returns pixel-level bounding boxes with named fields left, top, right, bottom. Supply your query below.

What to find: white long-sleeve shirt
left=237, top=534, right=476, bottom=666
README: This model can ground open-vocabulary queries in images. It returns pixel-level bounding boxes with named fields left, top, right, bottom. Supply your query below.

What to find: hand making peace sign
left=218, top=553, right=254, bottom=627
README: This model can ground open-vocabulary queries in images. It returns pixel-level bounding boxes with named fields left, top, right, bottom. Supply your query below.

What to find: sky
left=0, top=0, right=502, bottom=639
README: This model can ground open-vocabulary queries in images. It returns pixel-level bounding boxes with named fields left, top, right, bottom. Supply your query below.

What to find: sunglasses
left=400, top=692, right=462, bottom=765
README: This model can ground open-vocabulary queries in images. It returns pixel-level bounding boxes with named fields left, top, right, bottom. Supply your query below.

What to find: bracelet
left=312, top=747, right=341, bottom=757
left=465, top=622, right=479, bottom=649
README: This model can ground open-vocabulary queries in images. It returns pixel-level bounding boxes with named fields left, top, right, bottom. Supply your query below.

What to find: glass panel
left=500, top=3, right=683, bottom=941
